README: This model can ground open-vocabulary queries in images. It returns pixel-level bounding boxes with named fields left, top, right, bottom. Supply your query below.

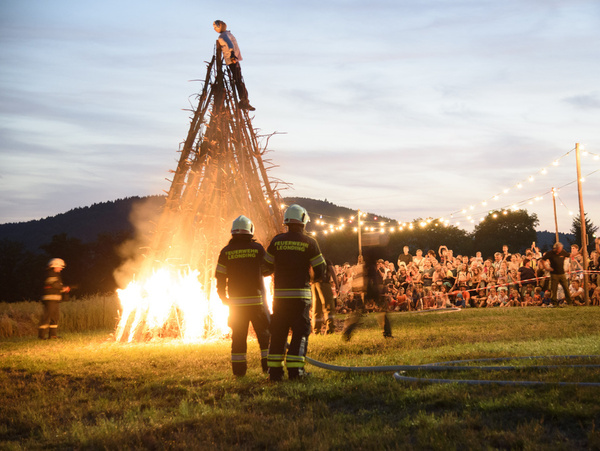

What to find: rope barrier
left=305, top=355, right=600, bottom=387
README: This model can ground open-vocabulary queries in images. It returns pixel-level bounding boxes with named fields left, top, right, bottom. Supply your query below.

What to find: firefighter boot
left=268, top=367, right=284, bottom=382
left=261, top=357, right=268, bottom=374
left=232, top=361, right=247, bottom=378
left=288, top=368, right=310, bottom=380
left=38, top=327, right=47, bottom=340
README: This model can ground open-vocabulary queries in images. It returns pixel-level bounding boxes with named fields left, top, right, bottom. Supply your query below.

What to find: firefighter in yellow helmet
left=38, top=258, right=70, bottom=339
left=263, top=204, right=326, bottom=381
left=215, top=215, right=270, bottom=377
left=212, top=20, right=255, bottom=111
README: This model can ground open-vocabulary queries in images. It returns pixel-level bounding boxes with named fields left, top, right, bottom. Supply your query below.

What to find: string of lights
left=271, top=146, right=598, bottom=236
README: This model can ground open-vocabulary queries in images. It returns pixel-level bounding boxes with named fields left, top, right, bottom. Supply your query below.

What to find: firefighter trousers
left=229, top=305, right=270, bottom=376
left=267, top=298, right=311, bottom=380
left=311, top=282, right=335, bottom=334
left=38, top=300, right=60, bottom=339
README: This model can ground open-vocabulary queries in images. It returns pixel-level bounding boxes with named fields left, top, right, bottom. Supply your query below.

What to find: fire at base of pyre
left=114, top=267, right=273, bottom=343
left=114, top=268, right=227, bottom=343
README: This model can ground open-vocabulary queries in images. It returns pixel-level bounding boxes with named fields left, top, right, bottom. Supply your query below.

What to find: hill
left=0, top=196, right=165, bottom=252
left=0, top=195, right=574, bottom=254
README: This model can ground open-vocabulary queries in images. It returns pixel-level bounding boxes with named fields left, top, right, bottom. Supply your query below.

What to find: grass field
left=2, top=308, right=600, bottom=450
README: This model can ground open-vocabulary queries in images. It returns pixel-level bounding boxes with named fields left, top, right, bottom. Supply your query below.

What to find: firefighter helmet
left=213, top=20, right=227, bottom=32
left=48, top=258, right=66, bottom=269
left=284, top=204, right=310, bottom=225
left=231, top=215, right=254, bottom=235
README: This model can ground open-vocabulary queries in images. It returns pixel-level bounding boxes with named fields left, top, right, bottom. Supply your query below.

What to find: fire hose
left=305, top=355, right=600, bottom=387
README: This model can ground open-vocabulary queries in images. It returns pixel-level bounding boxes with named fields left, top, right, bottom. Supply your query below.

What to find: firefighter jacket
left=215, top=235, right=267, bottom=307
left=264, top=231, right=326, bottom=302
left=43, top=268, right=64, bottom=301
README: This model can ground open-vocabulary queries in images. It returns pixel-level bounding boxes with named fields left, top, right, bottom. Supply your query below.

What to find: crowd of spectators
left=333, top=239, right=600, bottom=313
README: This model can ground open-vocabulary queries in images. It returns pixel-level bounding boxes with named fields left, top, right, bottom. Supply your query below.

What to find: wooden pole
left=575, top=143, right=590, bottom=305
left=551, top=187, right=559, bottom=243
left=357, top=209, right=363, bottom=260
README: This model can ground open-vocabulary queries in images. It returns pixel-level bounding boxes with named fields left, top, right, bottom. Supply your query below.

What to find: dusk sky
left=1, top=0, right=599, bottom=234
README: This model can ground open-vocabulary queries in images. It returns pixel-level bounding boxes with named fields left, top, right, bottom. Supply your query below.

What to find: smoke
left=113, top=196, right=165, bottom=289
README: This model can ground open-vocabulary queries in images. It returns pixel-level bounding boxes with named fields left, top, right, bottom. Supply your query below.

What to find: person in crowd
left=533, top=286, right=543, bottom=306
left=517, top=258, right=537, bottom=296
left=413, top=249, right=425, bottom=269
left=502, top=245, right=512, bottom=262
left=487, top=287, right=499, bottom=307
left=569, top=280, right=585, bottom=306
left=591, top=287, right=600, bottom=306
left=541, top=290, right=553, bottom=307
left=421, top=260, right=434, bottom=288
left=508, top=288, right=522, bottom=307
left=455, top=293, right=466, bottom=308
left=472, top=288, right=487, bottom=308
left=498, top=288, right=509, bottom=307
left=397, top=246, right=413, bottom=268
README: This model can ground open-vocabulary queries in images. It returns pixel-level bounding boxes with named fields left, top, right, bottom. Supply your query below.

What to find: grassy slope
left=1, top=308, right=600, bottom=450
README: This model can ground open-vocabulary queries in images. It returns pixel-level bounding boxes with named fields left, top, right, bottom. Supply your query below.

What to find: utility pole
left=575, top=143, right=590, bottom=305
left=357, top=209, right=363, bottom=260
left=551, top=187, right=559, bottom=243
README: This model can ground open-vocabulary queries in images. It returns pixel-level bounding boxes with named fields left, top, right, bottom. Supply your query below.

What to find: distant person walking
left=342, top=233, right=393, bottom=341
left=38, top=258, right=70, bottom=339
left=213, top=20, right=255, bottom=111
left=311, top=259, right=339, bottom=335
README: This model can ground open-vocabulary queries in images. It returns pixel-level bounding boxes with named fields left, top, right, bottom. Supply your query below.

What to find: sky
left=1, top=0, right=599, bottom=234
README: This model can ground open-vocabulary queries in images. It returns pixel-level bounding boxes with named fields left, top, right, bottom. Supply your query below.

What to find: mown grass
left=1, top=308, right=600, bottom=450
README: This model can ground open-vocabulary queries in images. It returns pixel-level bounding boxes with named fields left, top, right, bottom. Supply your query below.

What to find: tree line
left=0, top=196, right=594, bottom=302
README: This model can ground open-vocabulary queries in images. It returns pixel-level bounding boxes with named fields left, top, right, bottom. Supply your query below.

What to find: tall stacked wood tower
left=145, top=44, right=283, bottom=286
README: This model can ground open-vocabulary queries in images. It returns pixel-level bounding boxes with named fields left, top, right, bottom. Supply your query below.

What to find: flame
left=115, top=268, right=273, bottom=343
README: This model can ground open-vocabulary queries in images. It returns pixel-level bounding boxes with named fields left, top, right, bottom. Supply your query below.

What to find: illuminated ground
left=2, top=308, right=600, bottom=450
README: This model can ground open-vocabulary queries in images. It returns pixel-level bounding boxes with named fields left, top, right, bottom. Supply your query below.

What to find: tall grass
left=0, top=294, right=120, bottom=339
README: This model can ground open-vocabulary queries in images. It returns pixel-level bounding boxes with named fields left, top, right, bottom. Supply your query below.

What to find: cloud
left=563, top=93, right=600, bottom=110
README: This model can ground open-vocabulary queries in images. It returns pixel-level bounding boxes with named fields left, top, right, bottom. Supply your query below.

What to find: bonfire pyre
left=115, top=45, right=283, bottom=342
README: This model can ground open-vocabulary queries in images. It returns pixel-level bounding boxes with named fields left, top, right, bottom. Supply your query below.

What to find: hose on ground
left=305, top=355, right=600, bottom=386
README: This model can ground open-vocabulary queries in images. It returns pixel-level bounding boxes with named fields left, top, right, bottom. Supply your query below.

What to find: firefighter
left=264, top=204, right=326, bottom=381
left=215, top=215, right=271, bottom=377
left=311, top=259, right=339, bottom=334
left=38, top=258, right=70, bottom=339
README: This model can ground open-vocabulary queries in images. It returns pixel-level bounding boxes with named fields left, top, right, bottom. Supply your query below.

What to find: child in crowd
left=592, top=287, right=600, bottom=306
left=541, top=290, right=553, bottom=308
left=508, top=288, right=522, bottom=307
left=498, top=288, right=509, bottom=307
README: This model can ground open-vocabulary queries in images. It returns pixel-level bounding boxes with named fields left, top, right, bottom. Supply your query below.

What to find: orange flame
left=115, top=268, right=273, bottom=343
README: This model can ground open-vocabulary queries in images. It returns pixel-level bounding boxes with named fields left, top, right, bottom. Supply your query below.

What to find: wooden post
left=551, top=187, right=559, bottom=244
left=357, top=209, right=362, bottom=260
left=575, top=143, right=590, bottom=305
